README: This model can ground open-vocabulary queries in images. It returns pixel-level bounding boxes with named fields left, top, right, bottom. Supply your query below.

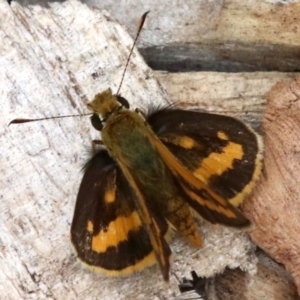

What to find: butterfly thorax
left=101, top=109, right=160, bottom=172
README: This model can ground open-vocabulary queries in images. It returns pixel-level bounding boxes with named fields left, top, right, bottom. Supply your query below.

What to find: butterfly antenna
left=116, top=11, right=150, bottom=96
left=8, top=113, right=92, bottom=126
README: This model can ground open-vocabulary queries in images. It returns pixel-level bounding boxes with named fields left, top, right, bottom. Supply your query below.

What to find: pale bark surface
left=0, top=1, right=298, bottom=299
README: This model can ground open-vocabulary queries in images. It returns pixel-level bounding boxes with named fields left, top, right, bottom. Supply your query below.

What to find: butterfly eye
left=90, top=114, right=103, bottom=131
left=116, top=95, right=130, bottom=109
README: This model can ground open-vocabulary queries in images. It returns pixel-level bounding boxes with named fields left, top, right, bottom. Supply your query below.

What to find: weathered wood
left=85, top=0, right=300, bottom=72
left=156, top=71, right=296, bottom=130
left=1, top=1, right=298, bottom=299
left=206, top=250, right=298, bottom=300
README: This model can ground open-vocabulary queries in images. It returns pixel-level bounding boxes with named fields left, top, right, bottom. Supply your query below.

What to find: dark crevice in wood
left=140, top=43, right=300, bottom=73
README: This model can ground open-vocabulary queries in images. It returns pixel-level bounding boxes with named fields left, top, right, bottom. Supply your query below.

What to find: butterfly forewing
left=147, top=109, right=263, bottom=207
left=71, top=149, right=168, bottom=275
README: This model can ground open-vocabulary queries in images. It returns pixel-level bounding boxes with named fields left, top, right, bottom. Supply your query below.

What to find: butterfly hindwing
left=71, top=149, right=169, bottom=275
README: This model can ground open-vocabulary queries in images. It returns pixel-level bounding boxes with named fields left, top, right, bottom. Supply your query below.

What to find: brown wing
left=71, top=149, right=169, bottom=276
left=147, top=109, right=263, bottom=207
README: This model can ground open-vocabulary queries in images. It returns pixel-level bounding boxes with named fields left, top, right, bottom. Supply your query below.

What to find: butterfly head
left=87, top=88, right=130, bottom=131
